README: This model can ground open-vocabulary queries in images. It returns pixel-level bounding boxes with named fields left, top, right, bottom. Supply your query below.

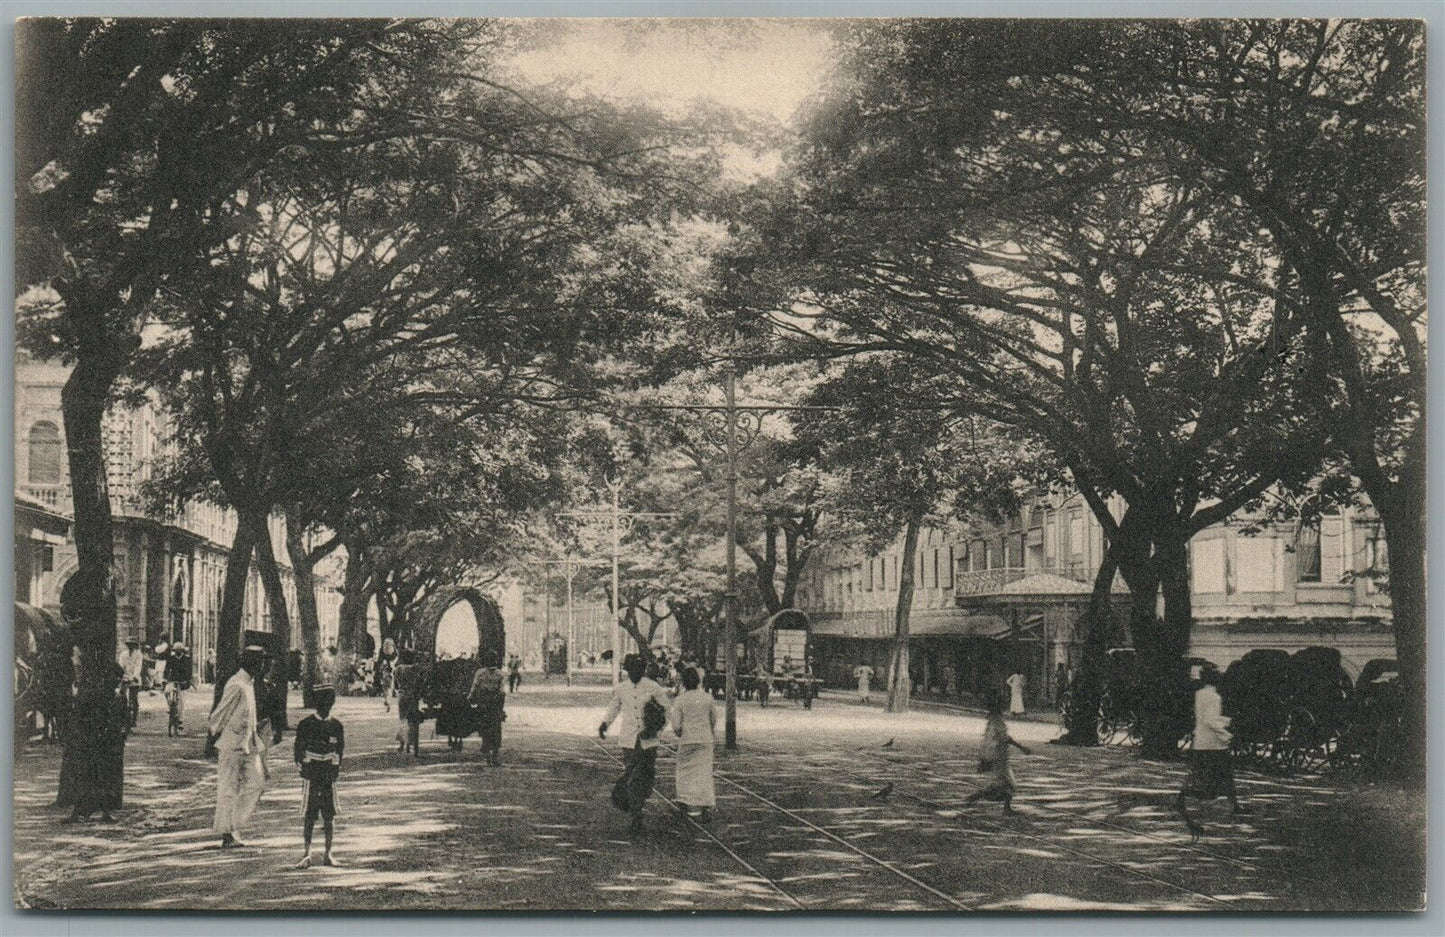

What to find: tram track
left=584, top=737, right=806, bottom=910
left=730, top=739, right=1237, bottom=909
left=586, top=736, right=974, bottom=910
left=857, top=698, right=1330, bottom=881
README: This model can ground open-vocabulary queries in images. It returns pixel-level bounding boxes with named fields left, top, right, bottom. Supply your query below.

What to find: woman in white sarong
left=672, top=667, right=716, bottom=821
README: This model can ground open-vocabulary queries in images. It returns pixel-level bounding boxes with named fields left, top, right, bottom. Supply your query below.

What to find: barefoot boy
left=294, top=683, right=344, bottom=868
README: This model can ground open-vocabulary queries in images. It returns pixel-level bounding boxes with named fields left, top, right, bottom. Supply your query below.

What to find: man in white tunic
left=210, top=646, right=268, bottom=848
left=853, top=664, right=875, bottom=703
left=1006, top=672, right=1026, bottom=715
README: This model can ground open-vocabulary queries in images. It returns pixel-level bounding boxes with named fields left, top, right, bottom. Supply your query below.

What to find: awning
left=811, top=610, right=1010, bottom=640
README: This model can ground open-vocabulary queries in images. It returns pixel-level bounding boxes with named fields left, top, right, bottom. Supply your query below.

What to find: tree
left=15, top=17, right=466, bottom=799
left=797, top=354, right=1027, bottom=712
left=1023, top=17, right=1427, bottom=778
left=744, top=20, right=1335, bottom=754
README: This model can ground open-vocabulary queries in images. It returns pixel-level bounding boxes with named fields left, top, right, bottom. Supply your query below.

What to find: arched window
left=28, top=421, right=62, bottom=485
left=1294, top=517, right=1322, bottom=583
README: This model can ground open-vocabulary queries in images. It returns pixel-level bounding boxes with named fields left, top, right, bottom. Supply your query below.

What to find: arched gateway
left=409, top=587, right=506, bottom=666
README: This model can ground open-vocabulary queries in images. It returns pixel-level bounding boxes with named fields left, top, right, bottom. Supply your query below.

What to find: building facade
left=795, top=489, right=1393, bottom=708
left=14, top=352, right=345, bottom=683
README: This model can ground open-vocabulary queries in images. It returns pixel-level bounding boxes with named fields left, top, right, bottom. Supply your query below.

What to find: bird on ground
left=881, top=738, right=895, bottom=749
left=870, top=782, right=894, bottom=801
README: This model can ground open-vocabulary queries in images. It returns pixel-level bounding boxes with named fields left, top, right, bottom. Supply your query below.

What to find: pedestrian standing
left=394, top=658, right=424, bottom=756
left=209, top=645, right=270, bottom=848
left=379, top=638, right=397, bottom=714
left=468, top=656, right=507, bottom=766
left=1055, top=662, right=1070, bottom=708
left=1176, top=664, right=1246, bottom=841
left=672, top=667, right=716, bottom=822
left=600, top=655, right=672, bottom=833
left=965, top=694, right=1032, bottom=814
left=65, top=665, right=129, bottom=823
left=293, top=683, right=344, bottom=868
left=1006, top=672, right=1026, bottom=715
left=507, top=656, right=523, bottom=693
left=853, top=663, right=875, bottom=704
left=755, top=663, right=772, bottom=708
left=163, top=640, right=193, bottom=734
left=119, top=640, right=143, bottom=728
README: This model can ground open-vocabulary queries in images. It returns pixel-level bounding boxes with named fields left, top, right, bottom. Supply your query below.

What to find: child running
left=294, top=683, right=345, bottom=868
left=965, top=693, right=1032, bottom=814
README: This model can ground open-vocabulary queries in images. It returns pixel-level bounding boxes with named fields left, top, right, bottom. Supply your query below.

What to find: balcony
left=19, top=485, right=69, bottom=513
left=954, top=565, right=1095, bottom=597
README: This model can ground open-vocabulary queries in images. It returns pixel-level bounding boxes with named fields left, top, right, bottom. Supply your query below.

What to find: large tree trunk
left=886, top=516, right=922, bottom=713
left=1060, top=545, right=1119, bottom=746
left=1375, top=491, right=1426, bottom=784
left=212, top=505, right=262, bottom=708
left=1112, top=519, right=1165, bottom=755
left=337, top=546, right=371, bottom=659
left=284, top=512, right=323, bottom=709
left=1139, top=528, right=1194, bottom=760
left=57, top=348, right=125, bottom=806
left=252, top=513, right=292, bottom=732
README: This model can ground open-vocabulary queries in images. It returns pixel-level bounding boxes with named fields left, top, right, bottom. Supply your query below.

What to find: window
left=1365, top=529, right=1389, bottom=594
left=1237, top=538, right=1281, bottom=593
left=1295, top=518, right=1322, bottom=583
left=1068, top=513, right=1085, bottom=557
left=865, top=557, right=875, bottom=592
left=942, top=546, right=955, bottom=588
left=928, top=549, right=939, bottom=589
left=28, top=421, right=62, bottom=485
left=1192, top=539, right=1228, bottom=594
left=1044, top=520, right=1057, bottom=559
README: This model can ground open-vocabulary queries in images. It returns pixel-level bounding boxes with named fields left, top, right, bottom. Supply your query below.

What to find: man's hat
left=243, top=644, right=267, bottom=653
left=312, top=682, right=335, bottom=694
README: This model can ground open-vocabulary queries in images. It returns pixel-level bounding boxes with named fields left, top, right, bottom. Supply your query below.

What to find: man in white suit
left=210, top=645, right=269, bottom=848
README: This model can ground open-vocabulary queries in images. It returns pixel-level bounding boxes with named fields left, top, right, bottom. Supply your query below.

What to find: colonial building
left=14, top=352, right=345, bottom=683
left=795, top=489, right=1392, bottom=708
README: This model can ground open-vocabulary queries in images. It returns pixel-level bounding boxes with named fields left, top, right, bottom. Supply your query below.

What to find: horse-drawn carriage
left=14, top=603, right=72, bottom=744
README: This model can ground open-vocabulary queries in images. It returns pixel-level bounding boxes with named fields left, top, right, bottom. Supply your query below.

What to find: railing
left=20, top=485, right=66, bottom=510
left=954, top=565, right=1094, bottom=596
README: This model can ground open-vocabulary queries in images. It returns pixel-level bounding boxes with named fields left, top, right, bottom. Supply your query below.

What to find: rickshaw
left=1221, top=648, right=1296, bottom=766
left=1274, top=646, right=1354, bottom=771
left=1096, top=648, right=1144, bottom=745
left=1332, top=659, right=1401, bottom=773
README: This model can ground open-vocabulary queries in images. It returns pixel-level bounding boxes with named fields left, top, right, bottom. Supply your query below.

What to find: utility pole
left=565, top=557, right=576, bottom=687
left=632, top=381, right=835, bottom=751
left=610, top=477, right=622, bottom=686
left=559, top=482, right=674, bottom=685
left=722, top=363, right=740, bottom=748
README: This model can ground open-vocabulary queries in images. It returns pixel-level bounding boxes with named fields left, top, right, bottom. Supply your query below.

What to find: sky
left=506, top=18, right=836, bottom=126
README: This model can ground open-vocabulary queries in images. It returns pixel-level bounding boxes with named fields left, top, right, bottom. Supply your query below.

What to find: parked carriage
left=1332, top=658, right=1402, bottom=773
left=14, top=603, right=71, bottom=744
left=395, top=590, right=507, bottom=758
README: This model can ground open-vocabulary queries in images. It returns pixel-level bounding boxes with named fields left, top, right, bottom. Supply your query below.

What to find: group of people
left=191, top=641, right=1247, bottom=865
left=209, top=645, right=345, bottom=868
left=600, top=653, right=717, bottom=832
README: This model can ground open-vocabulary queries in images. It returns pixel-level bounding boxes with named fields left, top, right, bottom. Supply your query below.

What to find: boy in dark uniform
left=293, top=683, right=344, bottom=868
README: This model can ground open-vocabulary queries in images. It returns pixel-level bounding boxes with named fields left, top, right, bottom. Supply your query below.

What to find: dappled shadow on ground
left=12, top=686, right=1424, bottom=911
